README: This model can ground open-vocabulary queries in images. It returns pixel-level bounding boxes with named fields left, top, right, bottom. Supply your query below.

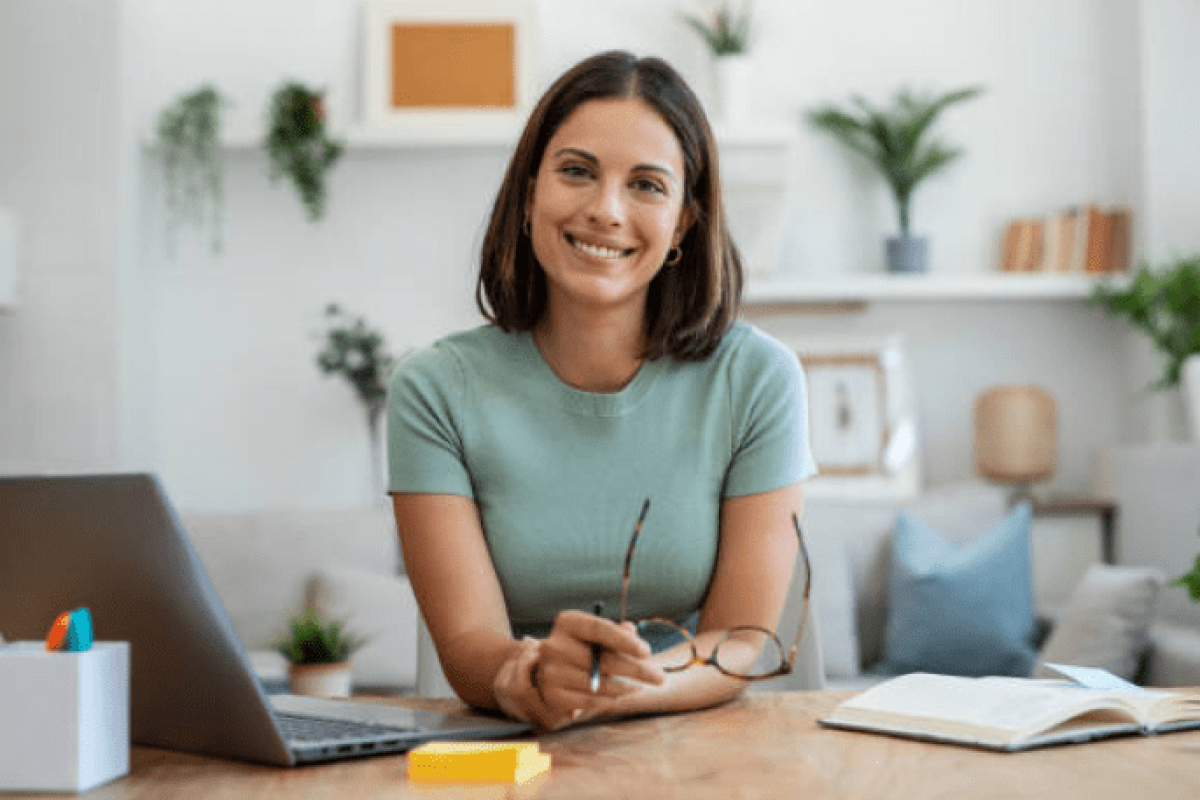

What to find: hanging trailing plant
left=265, top=81, right=343, bottom=221
left=156, top=84, right=227, bottom=253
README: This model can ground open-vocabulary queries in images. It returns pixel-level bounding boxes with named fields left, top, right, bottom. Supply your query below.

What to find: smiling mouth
left=565, top=232, right=636, bottom=260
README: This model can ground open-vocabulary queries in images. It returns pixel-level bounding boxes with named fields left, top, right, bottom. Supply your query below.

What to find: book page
left=1043, top=663, right=1142, bottom=692
left=1043, top=663, right=1200, bottom=727
left=828, top=673, right=1142, bottom=745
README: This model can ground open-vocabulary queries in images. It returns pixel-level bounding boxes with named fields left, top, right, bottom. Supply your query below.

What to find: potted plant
left=156, top=83, right=227, bottom=253
left=265, top=81, right=343, bottom=221
left=806, top=85, right=984, bottom=273
left=1091, top=254, right=1200, bottom=438
left=316, top=304, right=400, bottom=496
left=275, top=610, right=367, bottom=698
left=680, top=1, right=755, bottom=124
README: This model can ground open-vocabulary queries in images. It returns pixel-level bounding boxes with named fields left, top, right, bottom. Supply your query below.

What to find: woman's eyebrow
left=551, top=147, right=679, bottom=184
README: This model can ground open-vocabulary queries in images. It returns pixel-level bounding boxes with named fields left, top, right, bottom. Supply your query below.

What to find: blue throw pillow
left=881, top=502, right=1036, bottom=678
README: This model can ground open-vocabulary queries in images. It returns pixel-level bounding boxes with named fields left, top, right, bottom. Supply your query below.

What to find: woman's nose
left=586, top=181, right=625, bottom=227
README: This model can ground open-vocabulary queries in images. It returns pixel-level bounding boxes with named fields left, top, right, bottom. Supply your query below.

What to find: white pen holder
left=0, top=641, right=130, bottom=793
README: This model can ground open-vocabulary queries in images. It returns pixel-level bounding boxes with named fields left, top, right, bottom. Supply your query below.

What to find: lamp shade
left=974, top=385, right=1057, bottom=484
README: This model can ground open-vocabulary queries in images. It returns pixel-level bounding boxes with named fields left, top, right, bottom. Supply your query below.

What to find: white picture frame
left=782, top=335, right=922, bottom=499
left=800, top=351, right=889, bottom=476
left=362, top=1, right=537, bottom=133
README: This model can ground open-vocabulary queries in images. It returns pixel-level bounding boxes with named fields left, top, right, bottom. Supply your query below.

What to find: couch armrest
left=1146, top=621, right=1200, bottom=687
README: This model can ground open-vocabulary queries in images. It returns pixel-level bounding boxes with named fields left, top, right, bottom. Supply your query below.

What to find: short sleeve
left=722, top=329, right=817, bottom=497
left=387, top=343, right=475, bottom=497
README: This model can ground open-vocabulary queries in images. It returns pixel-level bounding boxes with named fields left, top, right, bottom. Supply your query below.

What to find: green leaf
left=1174, top=551, right=1200, bottom=601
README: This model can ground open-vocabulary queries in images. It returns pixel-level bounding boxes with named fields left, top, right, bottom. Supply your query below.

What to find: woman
left=388, top=51, right=815, bottom=731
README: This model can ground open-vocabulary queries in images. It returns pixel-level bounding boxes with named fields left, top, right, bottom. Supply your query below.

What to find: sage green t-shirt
left=387, top=321, right=815, bottom=639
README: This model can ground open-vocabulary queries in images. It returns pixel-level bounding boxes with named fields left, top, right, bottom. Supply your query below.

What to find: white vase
left=712, top=55, right=753, bottom=125
left=289, top=661, right=354, bottom=698
left=1183, top=354, right=1200, bottom=442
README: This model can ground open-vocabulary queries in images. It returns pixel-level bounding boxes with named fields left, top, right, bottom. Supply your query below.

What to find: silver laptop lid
left=0, top=473, right=295, bottom=765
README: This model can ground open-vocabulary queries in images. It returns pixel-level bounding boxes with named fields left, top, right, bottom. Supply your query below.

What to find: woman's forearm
left=596, top=632, right=752, bottom=720
left=438, top=628, right=524, bottom=710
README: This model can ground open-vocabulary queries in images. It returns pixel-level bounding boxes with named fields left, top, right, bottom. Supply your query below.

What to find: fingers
left=493, top=637, right=545, bottom=725
left=496, top=610, right=670, bottom=733
left=542, top=609, right=665, bottom=687
left=493, top=637, right=589, bottom=733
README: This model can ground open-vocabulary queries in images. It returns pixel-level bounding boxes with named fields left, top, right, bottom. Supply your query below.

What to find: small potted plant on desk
left=275, top=610, right=367, bottom=698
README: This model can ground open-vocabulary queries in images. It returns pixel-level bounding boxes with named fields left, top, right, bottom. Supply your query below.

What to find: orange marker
left=45, top=611, right=71, bottom=651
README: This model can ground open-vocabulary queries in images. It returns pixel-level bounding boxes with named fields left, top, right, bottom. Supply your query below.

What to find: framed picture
left=775, top=335, right=921, bottom=498
left=800, top=352, right=889, bottom=475
left=362, top=1, right=537, bottom=131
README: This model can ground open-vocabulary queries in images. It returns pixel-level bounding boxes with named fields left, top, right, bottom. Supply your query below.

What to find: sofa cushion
left=308, top=566, right=420, bottom=690
left=882, top=501, right=1036, bottom=677
left=1033, top=564, right=1163, bottom=681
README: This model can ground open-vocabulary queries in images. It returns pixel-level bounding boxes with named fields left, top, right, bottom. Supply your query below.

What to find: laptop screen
left=0, top=473, right=293, bottom=764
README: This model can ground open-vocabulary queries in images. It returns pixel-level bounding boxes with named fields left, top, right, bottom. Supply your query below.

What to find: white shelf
left=744, top=272, right=1131, bottom=304
left=142, top=119, right=798, bottom=152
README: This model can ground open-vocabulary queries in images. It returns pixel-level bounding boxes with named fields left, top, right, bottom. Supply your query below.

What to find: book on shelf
left=1042, top=207, right=1078, bottom=273
left=1083, top=205, right=1113, bottom=273
left=820, top=663, right=1200, bottom=752
left=1000, top=218, right=1043, bottom=272
left=1108, top=207, right=1132, bottom=272
left=1002, top=206, right=1133, bottom=275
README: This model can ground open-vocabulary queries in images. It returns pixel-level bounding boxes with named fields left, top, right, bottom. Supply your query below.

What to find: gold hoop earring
left=665, top=246, right=682, bottom=266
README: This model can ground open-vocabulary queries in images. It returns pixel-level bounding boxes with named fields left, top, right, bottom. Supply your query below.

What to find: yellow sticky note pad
left=407, top=741, right=551, bottom=784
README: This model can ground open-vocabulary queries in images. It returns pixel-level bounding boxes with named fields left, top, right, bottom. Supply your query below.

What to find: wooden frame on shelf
left=361, top=1, right=537, bottom=134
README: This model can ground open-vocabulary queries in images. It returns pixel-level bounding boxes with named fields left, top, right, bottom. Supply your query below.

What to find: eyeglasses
left=614, top=498, right=812, bottom=681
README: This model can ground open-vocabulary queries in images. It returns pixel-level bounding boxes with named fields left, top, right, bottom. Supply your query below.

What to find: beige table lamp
left=974, top=385, right=1057, bottom=502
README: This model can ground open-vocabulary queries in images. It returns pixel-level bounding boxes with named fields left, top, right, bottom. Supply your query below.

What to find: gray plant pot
left=885, top=235, right=929, bottom=273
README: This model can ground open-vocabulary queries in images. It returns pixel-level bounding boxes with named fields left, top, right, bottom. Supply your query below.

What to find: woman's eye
left=633, top=178, right=666, bottom=195
left=559, top=164, right=592, bottom=179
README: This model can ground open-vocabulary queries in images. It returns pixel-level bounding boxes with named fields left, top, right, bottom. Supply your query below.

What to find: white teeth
left=569, top=235, right=628, bottom=260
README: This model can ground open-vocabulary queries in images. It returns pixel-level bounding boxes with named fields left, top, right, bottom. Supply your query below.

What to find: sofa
left=181, top=482, right=1200, bottom=699
left=782, top=481, right=1200, bottom=692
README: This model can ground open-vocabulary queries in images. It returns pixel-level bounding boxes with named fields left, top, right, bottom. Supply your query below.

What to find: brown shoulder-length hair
left=476, top=50, right=743, bottom=361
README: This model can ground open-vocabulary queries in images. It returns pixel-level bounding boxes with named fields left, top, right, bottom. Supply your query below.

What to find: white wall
left=0, top=1, right=133, bottom=473
left=1, top=0, right=1195, bottom=513
left=1125, top=0, right=1200, bottom=443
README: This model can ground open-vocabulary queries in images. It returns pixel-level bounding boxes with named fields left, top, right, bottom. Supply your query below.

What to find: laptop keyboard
left=275, top=712, right=417, bottom=743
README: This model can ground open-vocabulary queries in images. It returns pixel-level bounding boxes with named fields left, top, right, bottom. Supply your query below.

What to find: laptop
left=0, top=473, right=531, bottom=765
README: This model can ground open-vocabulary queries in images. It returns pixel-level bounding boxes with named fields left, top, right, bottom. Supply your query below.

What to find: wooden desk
left=32, top=691, right=1200, bottom=800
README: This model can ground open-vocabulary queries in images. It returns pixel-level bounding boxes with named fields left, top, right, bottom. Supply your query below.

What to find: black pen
left=589, top=601, right=605, bottom=694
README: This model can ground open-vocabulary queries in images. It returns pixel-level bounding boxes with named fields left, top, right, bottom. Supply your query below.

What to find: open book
left=820, top=664, right=1200, bottom=751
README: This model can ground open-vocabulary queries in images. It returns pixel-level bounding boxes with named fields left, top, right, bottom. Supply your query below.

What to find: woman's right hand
left=493, top=610, right=666, bottom=731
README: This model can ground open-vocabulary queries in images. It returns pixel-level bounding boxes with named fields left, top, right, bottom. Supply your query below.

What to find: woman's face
left=527, top=97, right=693, bottom=320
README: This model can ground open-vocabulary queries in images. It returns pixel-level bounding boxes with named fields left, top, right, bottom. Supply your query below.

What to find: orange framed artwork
left=363, top=2, right=536, bottom=131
